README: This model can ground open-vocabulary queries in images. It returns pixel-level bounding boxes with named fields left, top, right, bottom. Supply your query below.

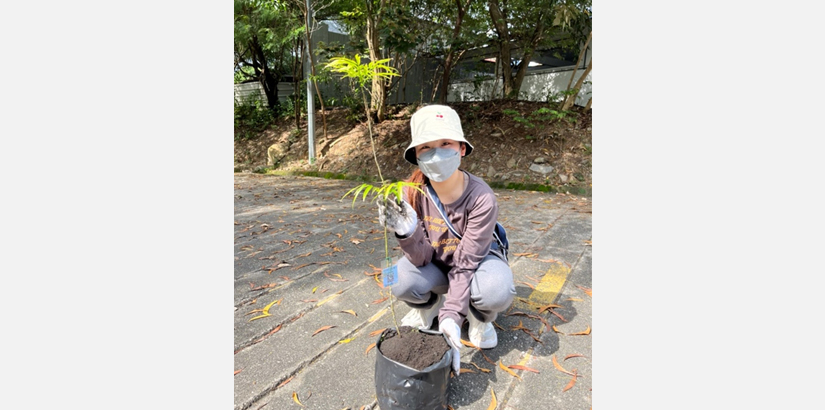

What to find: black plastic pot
left=374, top=328, right=452, bottom=410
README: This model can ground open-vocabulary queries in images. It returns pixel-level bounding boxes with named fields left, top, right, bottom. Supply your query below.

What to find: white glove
left=439, top=317, right=462, bottom=374
left=377, top=198, right=417, bottom=237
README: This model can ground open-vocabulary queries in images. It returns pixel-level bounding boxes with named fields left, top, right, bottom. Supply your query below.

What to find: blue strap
left=425, top=183, right=462, bottom=239
left=424, top=181, right=508, bottom=263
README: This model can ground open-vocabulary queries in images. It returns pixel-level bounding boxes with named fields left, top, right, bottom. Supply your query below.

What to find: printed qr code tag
left=382, top=265, right=398, bottom=287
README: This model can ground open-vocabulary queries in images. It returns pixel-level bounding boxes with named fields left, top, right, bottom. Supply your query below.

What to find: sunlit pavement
left=234, top=173, right=592, bottom=410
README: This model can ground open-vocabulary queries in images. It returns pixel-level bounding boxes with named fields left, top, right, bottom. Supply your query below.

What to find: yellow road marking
left=315, top=293, right=339, bottom=307
left=517, top=351, right=533, bottom=366
left=368, top=306, right=389, bottom=323
left=514, top=263, right=570, bottom=310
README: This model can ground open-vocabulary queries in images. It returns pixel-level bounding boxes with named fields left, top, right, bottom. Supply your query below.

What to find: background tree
left=234, top=0, right=304, bottom=112
left=556, top=1, right=592, bottom=110
left=485, top=0, right=591, bottom=99
left=335, top=0, right=415, bottom=122
left=411, top=0, right=489, bottom=103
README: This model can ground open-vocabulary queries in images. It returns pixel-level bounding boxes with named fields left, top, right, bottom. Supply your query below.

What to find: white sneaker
left=468, top=313, right=497, bottom=349
left=400, top=294, right=444, bottom=330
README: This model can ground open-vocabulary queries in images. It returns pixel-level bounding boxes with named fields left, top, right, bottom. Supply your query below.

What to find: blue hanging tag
left=382, top=257, right=398, bottom=287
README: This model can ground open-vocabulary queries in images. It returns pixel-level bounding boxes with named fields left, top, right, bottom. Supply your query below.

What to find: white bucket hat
left=404, top=105, right=474, bottom=165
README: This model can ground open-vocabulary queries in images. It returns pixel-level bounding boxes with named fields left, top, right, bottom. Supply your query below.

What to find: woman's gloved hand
left=377, top=198, right=417, bottom=237
left=438, top=317, right=462, bottom=374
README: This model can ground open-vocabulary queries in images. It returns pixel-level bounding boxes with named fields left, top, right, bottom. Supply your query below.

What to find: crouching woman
left=378, top=104, right=516, bottom=373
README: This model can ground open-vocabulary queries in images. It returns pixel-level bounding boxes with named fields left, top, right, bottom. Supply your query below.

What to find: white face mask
left=417, top=147, right=461, bottom=182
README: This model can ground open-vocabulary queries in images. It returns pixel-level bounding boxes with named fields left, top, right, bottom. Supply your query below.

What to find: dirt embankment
left=234, top=100, right=592, bottom=194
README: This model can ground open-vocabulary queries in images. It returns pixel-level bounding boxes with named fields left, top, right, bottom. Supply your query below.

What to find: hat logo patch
left=435, top=112, right=444, bottom=119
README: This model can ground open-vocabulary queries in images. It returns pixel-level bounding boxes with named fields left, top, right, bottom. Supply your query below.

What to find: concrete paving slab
left=234, top=174, right=591, bottom=410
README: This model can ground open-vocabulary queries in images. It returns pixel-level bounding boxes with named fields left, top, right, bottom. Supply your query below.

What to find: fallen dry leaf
left=460, top=339, right=480, bottom=350
left=575, top=284, right=592, bottom=297
left=341, top=310, right=357, bottom=317
left=548, top=309, right=567, bottom=322
left=552, top=355, right=577, bottom=377
left=300, top=299, right=318, bottom=303
left=249, top=282, right=282, bottom=291
left=507, top=365, right=540, bottom=374
left=292, top=391, right=303, bottom=406
left=252, top=324, right=283, bottom=344
left=248, top=312, right=271, bottom=322
left=312, top=286, right=318, bottom=293
left=510, top=320, right=529, bottom=331
left=568, top=326, right=591, bottom=336
left=536, top=303, right=563, bottom=313
left=499, top=360, right=522, bottom=380
left=564, top=354, right=586, bottom=361
left=459, top=368, right=475, bottom=374
left=312, top=325, right=336, bottom=336
left=563, top=369, right=578, bottom=392
left=277, top=376, right=293, bottom=388
left=486, top=387, right=497, bottom=410
left=339, top=337, right=355, bottom=344
left=369, top=328, right=386, bottom=337
left=552, top=325, right=564, bottom=334
left=508, top=311, right=552, bottom=331
left=469, top=362, right=492, bottom=373
left=516, top=280, right=535, bottom=290
left=370, top=296, right=389, bottom=304
left=365, top=342, right=376, bottom=355
left=234, top=369, right=242, bottom=376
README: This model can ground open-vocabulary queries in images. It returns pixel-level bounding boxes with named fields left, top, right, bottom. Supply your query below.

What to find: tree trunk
left=489, top=52, right=500, bottom=100
left=511, top=17, right=544, bottom=98
left=561, top=59, right=592, bottom=111
left=365, top=0, right=387, bottom=122
left=251, top=35, right=280, bottom=112
left=437, top=0, right=472, bottom=104
left=565, top=31, right=592, bottom=92
left=488, top=0, right=515, bottom=98
left=584, top=97, right=592, bottom=111
left=430, top=64, right=443, bottom=102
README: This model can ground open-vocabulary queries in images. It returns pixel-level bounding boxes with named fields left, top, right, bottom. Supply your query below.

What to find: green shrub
left=234, top=95, right=276, bottom=141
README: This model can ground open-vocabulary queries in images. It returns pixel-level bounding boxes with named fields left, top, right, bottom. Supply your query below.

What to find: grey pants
left=391, top=254, right=516, bottom=323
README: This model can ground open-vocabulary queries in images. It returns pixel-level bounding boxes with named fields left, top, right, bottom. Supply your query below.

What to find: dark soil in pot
left=379, top=326, right=451, bottom=371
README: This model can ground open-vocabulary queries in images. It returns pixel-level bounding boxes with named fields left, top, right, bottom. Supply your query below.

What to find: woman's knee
left=391, top=256, right=448, bottom=303
left=471, top=256, right=516, bottom=311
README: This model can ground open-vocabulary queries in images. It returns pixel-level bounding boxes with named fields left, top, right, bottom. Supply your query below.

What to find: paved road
left=234, top=173, right=592, bottom=410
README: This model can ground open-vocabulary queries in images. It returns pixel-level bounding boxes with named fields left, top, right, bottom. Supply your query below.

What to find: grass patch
left=488, top=181, right=557, bottom=192
left=243, top=169, right=591, bottom=196
left=260, top=169, right=398, bottom=184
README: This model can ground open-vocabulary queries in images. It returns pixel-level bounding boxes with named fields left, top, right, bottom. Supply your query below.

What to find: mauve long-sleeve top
left=396, top=171, right=498, bottom=327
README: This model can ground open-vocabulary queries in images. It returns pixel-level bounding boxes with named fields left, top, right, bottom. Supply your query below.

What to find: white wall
left=447, top=68, right=592, bottom=107
left=233, top=82, right=296, bottom=105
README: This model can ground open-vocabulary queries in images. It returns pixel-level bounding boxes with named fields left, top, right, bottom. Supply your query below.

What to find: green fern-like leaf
left=341, top=181, right=424, bottom=208
left=361, top=184, right=373, bottom=202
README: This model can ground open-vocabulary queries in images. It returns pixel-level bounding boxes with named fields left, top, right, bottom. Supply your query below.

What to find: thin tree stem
left=361, top=88, right=384, bottom=183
